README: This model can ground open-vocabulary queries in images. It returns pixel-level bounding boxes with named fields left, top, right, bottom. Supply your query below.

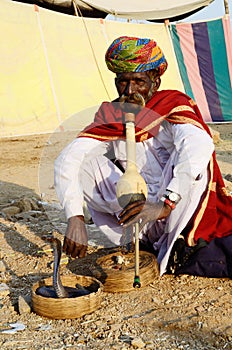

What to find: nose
left=124, top=81, right=135, bottom=95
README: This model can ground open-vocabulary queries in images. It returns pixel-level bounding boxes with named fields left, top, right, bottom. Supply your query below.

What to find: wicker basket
left=93, top=250, right=159, bottom=293
left=32, top=275, right=103, bottom=319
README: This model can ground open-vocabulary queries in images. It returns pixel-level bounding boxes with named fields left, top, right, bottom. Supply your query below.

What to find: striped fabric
left=170, top=17, right=232, bottom=122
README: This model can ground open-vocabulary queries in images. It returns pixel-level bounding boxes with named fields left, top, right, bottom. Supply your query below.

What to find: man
left=54, top=36, right=232, bottom=276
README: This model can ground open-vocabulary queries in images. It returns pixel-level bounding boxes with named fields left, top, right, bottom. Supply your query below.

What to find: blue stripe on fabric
left=192, top=22, right=224, bottom=122
left=169, top=25, right=194, bottom=100
left=207, top=19, right=232, bottom=122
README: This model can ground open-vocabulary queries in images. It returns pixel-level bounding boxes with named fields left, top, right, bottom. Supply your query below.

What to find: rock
left=195, top=305, right=205, bottom=314
left=0, top=260, right=7, bottom=272
left=17, top=198, right=32, bottom=211
left=224, top=326, right=232, bottom=337
left=225, top=174, right=232, bottom=182
left=18, top=295, right=31, bottom=315
left=0, top=283, right=10, bottom=297
left=1, top=206, right=21, bottom=217
left=131, top=337, right=146, bottom=348
left=109, top=323, right=121, bottom=332
left=209, top=126, right=221, bottom=144
left=12, top=197, right=43, bottom=212
left=14, top=210, right=44, bottom=220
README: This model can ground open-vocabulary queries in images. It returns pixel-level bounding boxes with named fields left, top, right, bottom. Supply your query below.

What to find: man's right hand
left=63, top=215, right=88, bottom=258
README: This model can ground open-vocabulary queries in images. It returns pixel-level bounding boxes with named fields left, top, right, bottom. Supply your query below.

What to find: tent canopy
left=13, top=0, right=216, bottom=20
left=78, top=0, right=215, bottom=20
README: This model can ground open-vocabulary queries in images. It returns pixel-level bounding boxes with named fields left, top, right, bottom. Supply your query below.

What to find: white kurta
left=54, top=120, right=214, bottom=274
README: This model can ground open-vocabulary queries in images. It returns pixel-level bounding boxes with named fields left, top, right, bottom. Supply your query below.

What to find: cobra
left=36, top=236, right=90, bottom=298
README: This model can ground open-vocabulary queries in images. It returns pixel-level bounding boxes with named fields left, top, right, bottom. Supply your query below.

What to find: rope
left=72, top=1, right=111, bottom=100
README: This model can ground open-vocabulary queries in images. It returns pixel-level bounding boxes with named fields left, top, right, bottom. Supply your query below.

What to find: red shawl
left=78, top=90, right=232, bottom=246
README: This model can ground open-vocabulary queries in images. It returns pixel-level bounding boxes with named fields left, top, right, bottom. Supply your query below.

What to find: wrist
left=161, top=197, right=176, bottom=210
left=157, top=201, right=172, bottom=219
left=68, top=215, right=84, bottom=223
left=160, top=190, right=181, bottom=210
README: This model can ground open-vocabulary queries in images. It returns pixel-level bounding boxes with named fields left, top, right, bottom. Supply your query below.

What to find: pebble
left=1, top=206, right=21, bottom=217
left=0, top=260, right=6, bottom=272
left=224, top=326, right=232, bottom=337
left=0, top=283, right=10, bottom=297
left=109, top=323, right=121, bottom=332
left=195, top=305, right=205, bottom=314
left=225, top=174, right=232, bottom=182
left=131, top=337, right=145, bottom=349
left=151, top=296, right=160, bottom=303
left=209, top=127, right=221, bottom=144
left=18, top=295, right=31, bottom=315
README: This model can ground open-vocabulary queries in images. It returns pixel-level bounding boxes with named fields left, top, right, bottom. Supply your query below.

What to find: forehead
left=116, top=72, right=149, bottom=80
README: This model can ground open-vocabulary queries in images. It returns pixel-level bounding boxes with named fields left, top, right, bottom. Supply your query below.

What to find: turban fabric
left=105, top=36, right=168, bottom=75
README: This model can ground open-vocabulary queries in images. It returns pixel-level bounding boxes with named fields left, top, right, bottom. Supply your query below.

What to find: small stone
left=77, top=335, right=86, bottom=344
left=209, top=126, right=221, bottom=144
left=17, top=198, right=33, bottom=211
left=18, top=295, right=31, bottom=314
left=0, top=271, right=9, bottom=282
left=152, top=297, right=159, bottom=303
left=1, top=206, right=21, bottom=217
left=195, top=305, right=205, bottom=314
left=225, top=326, right=232, bottom=337
left=0, top=283, right=10, bottom=297
left=0, top=260, right=6, bottom=272
left=109, top=323, right=121, bottom=332
left=131, top=337, right=145, bottom=349
left=225, top=174, right=232, bottom=182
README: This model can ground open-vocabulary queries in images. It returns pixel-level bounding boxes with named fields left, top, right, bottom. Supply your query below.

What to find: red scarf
left=78, top=90, right=210, bottom=142
left=78, top=90, right=232, bottom=246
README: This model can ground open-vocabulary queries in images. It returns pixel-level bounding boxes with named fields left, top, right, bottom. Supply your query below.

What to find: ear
left=153, top=77, right=161, bottom=91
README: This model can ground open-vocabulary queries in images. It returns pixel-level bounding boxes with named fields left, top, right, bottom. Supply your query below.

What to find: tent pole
left=224, top=0, right=229, bottom=15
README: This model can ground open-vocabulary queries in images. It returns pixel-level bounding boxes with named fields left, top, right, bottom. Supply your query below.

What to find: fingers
left=118, top=200, right=145, bottom=218
left=118, top=202, right=145, bottom=224
left=118, top=213, right=138, bottom=225
left=78, top=245, right=87, bottom=258
left=119, top=206, right=143, bottom=221
left=63, top=237, right=87, bottom=259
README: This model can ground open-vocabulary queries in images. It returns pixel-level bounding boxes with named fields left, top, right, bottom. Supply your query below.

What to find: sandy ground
left=0, top=124, right=231, bottom=350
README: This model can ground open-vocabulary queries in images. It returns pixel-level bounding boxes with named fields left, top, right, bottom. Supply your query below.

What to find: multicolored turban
left=105, top=36, right=168, bottom=76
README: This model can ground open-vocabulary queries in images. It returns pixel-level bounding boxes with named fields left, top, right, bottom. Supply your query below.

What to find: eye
left=119, top=80, right=127, bottom=85
left=116, top=79, right=127, bottom=88
left=135, top=79, right=146, bottom=86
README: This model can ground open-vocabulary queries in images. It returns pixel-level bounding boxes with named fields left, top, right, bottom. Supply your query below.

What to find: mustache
left=119, top=93, right=145, bottom=107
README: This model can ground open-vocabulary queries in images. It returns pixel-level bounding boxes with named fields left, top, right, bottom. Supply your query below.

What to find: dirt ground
left=0, top=124, right=232, bottom=350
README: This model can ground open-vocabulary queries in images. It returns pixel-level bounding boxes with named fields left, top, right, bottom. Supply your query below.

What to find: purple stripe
left=192, top=22, right=224, bottom=121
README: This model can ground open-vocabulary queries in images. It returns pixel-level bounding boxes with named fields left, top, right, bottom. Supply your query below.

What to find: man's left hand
left=118, top=200, right=171, bottom=229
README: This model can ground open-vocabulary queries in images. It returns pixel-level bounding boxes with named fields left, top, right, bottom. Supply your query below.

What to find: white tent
left=14, top=0, right=216, bottom=20
left=77, top=0, right=215, bottom=19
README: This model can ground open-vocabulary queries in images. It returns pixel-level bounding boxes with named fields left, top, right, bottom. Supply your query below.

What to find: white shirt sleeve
left=166, top=123, right=215, bottom=196
left=54, top=137, right=107, bottom=219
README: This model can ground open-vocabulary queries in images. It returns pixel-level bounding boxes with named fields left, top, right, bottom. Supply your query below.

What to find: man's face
left=115, top=72, right=159, bottom=103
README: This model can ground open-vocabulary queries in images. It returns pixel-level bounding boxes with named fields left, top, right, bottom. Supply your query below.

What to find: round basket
left=94, top=250, right=159, bottom=293
left=32, top=275, right=103, bottom=319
